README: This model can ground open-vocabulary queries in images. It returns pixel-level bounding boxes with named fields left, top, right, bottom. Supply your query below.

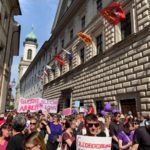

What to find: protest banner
left=17, top=98, right=58, bottom=113
left=76, top=135, right=112, bottom=150
left=63, top=108, right=72, bottom=116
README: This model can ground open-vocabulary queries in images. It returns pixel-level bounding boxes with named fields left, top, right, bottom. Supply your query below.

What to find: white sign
left=17, top=98, right=58, bottom=113
left=76, top=135, right=112, bottom=150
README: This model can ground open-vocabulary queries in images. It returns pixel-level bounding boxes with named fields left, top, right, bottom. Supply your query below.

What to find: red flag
left=54, top=55, right=65, bottom=65
left=77, top=32, right=92, bottom=46
left=100, top=2, right=126, bottom=25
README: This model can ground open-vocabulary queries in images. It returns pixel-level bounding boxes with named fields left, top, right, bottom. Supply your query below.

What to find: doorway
left=120, top=99, right=137, bottom=116
left=61, top=88, right=72, bottom=109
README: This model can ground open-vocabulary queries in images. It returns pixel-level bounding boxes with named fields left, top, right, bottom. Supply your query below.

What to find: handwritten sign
left=17, top=98, right=58, bottom=113
left=77, top=135, right=112, bottom=150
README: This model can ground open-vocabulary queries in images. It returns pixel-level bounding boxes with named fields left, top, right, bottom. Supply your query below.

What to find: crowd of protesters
left=0, top=107, right=150, bottom=150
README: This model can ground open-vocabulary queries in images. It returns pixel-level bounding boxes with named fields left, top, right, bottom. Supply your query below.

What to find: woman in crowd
left=24, top=131, right=46, bottom=150
left=97, top=121, right=106, bottom=137
left=28, top=117, right=38, bottom=134
left=62, top=119, right=76, bottom=150
left=37, top=118, right=51, bottom=138
left=0, top=123, right=10, bottom=150
left=118, top=121, right=134, bottom=150
left=47, top=114, right=62, bottom=150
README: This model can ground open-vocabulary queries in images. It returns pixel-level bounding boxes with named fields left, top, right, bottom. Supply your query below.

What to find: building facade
left=0, top=0, right=21, bottom=112
left=19, top=40, right=50, bottom=101
left=16, top=31, right=38, bottom=106
left=42, top=0, right=150, bottom=116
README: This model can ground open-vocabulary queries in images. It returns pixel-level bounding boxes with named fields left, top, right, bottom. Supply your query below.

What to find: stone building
left=42, top=0, right=150, bottom=116
left=16, top=30, right=38, bottom=106
left=18, top=40, right=50, bottom=101
left=0, top=0, right=21, bottom=112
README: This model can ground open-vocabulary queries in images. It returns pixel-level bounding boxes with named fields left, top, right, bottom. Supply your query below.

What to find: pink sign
left=17, top=98, right=58, bottom=113
left=63, top=108, right=72, bottom=116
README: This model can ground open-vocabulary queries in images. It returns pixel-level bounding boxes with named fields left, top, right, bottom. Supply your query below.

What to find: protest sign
left=76, top=135, right=112, bottom=150
left=74, top=100, right=80, bottom=107
left=63, top=108, right=72, bottom=116
left=17, top=98, right=58, bottom=113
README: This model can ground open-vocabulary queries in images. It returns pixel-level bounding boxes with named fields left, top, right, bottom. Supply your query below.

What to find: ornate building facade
left=42, top=0, right=150, bottom=116
left=0, top=0, right=21, bottom=112
left=16, top=30, right=38, bottom=106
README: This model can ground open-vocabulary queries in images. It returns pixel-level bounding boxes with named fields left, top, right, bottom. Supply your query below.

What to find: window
left=70, top=29, right=73, bottom=40
left=96, top=34, right=103, bottom=54
left=81, top=16, right=85, bottom=29
left=3, top=14, right=8, bottom=29
left=97, top=0, right=102, bottom=11
left=80, top=48, right=85, bottom=64
left=96, top=100, right=104, bottom=114
left=27, top=49, right=32, bottom=60
left=61, top=39, right=64, bottom=48
left=121, top=13, right=131, bottom=40
left=55, top=47, right=57, bottom=54
left=68, top=58, right=72, bottom=70
left=60, top=65, right=63, bottom=75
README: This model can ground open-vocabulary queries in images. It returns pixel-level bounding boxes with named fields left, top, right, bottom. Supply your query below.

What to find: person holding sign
left=71, top=114, right=107, bottom=150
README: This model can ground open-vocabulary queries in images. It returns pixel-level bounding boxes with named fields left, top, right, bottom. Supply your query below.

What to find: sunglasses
left=30, top=122, right=36, bottom=125
left=88, top=123, right=99, bottom=128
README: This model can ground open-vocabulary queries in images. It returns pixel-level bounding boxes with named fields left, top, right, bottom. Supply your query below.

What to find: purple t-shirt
left=118, top=131, right=134, bottom=150
left=0, top=140, right=8, bottom=150
left=48, top=121, right=62, bottom=142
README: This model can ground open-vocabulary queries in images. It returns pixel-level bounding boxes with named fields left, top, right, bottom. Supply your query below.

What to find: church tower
left=16, top=28, right=38, bottom=107
left=19, top=28, right=38, bottom=79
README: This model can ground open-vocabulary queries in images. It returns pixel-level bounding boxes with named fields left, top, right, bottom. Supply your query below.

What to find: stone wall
left=43, top=0, right=150, bottom=115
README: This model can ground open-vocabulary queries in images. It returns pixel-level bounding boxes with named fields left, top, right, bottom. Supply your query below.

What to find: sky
left=10, top=0, right=59, bottom=95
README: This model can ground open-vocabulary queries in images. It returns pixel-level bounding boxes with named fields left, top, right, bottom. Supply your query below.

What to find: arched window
left=27, top=49, right=32, bottom=60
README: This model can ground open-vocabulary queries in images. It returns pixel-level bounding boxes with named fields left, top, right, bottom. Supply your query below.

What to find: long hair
left=24, top=131, right=46, bottom=150
left=0, top=123, right=10, bottom=137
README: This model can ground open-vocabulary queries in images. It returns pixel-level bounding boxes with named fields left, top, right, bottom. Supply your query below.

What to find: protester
left=6, top=114, right=26, bottom=150
left=97, top=121, right=106, bottom=137
left=47, top=114, right=62, bottom=150
left=109, top=112, right=123, bottom=150
left=37, top=118, right=51, bottom=138
left=27, top=117, right=38, bottom=134
left=24, top=131, right=46, bottom=150
left=118, top=121, right=134, bottom=150
left=132, top=119, right=150, bottom=150
left=62, top=120, right=76, bottom=150
left=0, top=123, right=10, bottom=150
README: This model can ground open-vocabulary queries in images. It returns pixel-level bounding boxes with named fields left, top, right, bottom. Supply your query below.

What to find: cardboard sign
left=77, top=135, right=112, bottom=150
left=17, top=98, right=58, bottom=113
left=63, top=108, right=72, bottom=116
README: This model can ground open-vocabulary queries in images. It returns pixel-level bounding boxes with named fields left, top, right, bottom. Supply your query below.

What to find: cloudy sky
left=11, top=0, right=59, bottom=95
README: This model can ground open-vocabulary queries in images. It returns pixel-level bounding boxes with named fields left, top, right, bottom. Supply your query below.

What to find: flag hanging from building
left=100, top=2, right=126, bottom=25
left=77, top=32, right=92, bottom=46
left=54, top=55, right=65, bottom=65
left=45, top=65, right=52, bottom=70
left=62, top=48, right=73, bottom=60
left=43, top=68, right=48, bottom=76
left=37, top=74, right=44, bottom=80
